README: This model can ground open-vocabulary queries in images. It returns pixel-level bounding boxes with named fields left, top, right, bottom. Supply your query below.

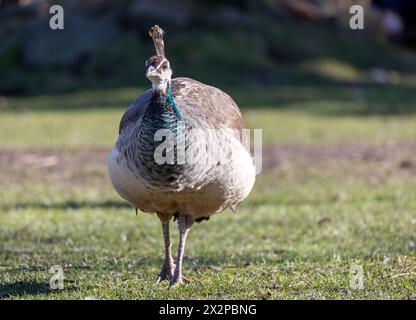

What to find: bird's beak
left=146, top=66, right=157, bottom=79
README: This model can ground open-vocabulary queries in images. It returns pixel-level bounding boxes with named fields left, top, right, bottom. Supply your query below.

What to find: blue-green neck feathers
left=144, top=85, right=184, bottom=131
left=165, top=86, right=183, bottom=121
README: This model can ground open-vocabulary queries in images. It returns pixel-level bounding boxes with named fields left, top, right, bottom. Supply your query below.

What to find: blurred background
left=1, top=0, right=416, bottom=94
left=1, top=0, right=416, bottom=299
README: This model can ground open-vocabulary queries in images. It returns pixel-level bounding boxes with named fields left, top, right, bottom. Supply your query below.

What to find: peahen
left=108, top=25, right=256, bottom=286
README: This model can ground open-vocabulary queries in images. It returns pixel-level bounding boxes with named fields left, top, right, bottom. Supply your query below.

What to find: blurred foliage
left=0, top=0, right=416, bottom=95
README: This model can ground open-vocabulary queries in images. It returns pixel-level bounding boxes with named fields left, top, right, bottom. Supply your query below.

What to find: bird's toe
left=156, top=263, right=175, bottom=284
left=169, top=274, right=190, bottom=287
left=169, top=278, right=183, bottom=287
left=181, top=275, right=191, bottom=284
left=156, top=273, right=168, bottom=284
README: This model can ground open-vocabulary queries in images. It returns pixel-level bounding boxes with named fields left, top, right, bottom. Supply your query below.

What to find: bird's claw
left=155, top=263, right=175, bottom=284
left=156, top=273, right=170, bottom=284
left=169, top=274, right=190, bottom=287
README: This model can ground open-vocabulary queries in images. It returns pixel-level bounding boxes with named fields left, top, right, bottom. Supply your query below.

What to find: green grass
left=2, top=108, right=416, bottom=148
left=1, top=85, right=416, bottom=147
left=1, top=85, right=416, bottom=299
left=1, top=166, right=415, bottom=299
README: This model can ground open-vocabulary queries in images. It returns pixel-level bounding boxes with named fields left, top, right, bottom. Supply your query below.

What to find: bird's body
left=108, top=26, right=255, bottom=286
left=109, top=77, right=255, bottom=219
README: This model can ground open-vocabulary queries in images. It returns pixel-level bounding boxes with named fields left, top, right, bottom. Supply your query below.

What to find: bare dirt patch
left=262, top=142, right=416, bottom=185
left=1, top=143, right=415, bottom=186
left=262, top=142, right=416, bottom=170
left=0, top=148, right=108, bottom=186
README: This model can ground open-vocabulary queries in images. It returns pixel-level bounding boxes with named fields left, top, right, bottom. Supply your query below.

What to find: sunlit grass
left=1, top=85, right=416, bottom=148
left=0, top=86, right=415, bottom=299
left=1, top=167, right=415, bottom=299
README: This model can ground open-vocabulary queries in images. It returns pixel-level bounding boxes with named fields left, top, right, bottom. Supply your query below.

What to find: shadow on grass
left=3, top=200, right=131, bottom=211
left=0, top=281, right=75, bottom=299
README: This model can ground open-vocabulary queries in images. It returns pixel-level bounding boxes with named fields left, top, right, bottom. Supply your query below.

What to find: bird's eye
left=162, top=64, right=167, bottom=70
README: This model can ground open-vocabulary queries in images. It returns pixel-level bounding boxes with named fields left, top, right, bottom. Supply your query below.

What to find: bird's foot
left=182, top=274, right=191, bottom=284
left=156, top=263, right=175, bottom=284
left=169, top=273, right=190, bottom=287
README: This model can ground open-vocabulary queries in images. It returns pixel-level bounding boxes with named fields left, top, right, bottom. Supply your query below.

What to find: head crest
left=149, top=25, right=165, bottom=57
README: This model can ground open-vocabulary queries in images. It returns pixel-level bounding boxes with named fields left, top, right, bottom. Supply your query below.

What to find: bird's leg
left=156, top=214, right=175, bottom=283
left=170, top=214, right=194, bottom=286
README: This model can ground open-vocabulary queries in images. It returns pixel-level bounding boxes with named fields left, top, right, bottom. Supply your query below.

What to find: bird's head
left=145, top=55, right=172, bottom=91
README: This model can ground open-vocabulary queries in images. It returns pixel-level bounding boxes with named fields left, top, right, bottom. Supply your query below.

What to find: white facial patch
left=155, top=59, right=168, bottom=70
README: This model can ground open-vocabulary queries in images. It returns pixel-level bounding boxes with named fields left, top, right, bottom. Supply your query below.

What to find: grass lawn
left=0, top=84, right=416, bottom=299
